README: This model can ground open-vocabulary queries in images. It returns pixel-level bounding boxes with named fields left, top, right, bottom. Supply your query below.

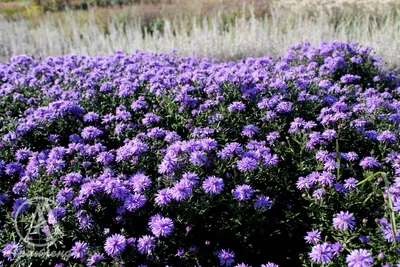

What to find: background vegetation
left=0, top=0, right=399, bottom=70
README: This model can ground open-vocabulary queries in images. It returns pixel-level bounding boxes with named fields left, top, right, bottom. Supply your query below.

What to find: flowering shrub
left=0, top=41, right=400, bottom=266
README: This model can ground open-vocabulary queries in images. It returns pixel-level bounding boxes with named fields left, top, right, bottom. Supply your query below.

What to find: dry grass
left=0, top=0, right=272, bottom=21
left=1, top=2, right=400, bottom=70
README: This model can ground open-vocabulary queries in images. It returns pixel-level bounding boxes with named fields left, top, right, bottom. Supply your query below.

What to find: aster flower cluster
left=1, top=41, right=400, bottom=266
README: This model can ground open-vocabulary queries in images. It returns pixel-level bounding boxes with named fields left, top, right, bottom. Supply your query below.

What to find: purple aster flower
left=164, top=131, right=181, bottom=143
left=83, top=112, right=100, bottom=122
left=13, top=182, right=27, bottom=195
left=275, top=101, right=293, bottom=113
left=344, top=177, right=358, bottom=190
left=312, top=188, right=327, bottom=200
left=323, top=159, right=338, bottom=171
left=379, top=220, right=400, bottom=243
left=359, top=157, right=381, bottom=169
left=304, top=120, right=317, bottom=130
left=15, top=148, right=32, bottom=161
left=261, top=263, right=279, bottom=267
left=71, top=241, right=89, bottom=259
left=318, top=171, right=335, bottom=186
left=131, top=97, right=148, bottom=111
left=350, top=119, right=367, bottom=131
left=304, top=229, right=321, bottom=244
left=218, top=249, right=235, bottom=266
left=242, top=125, right=259, bottom=138
left=254, top=195, right=272, bottom=210
left=262, top=111, right=277, bottom=121
left=115, top=106, right=131, bottom=121
left=76, top=212, right=94, bottom=230
left=129, top=173, right=152, bottom=193
left=262, top=153, right=279, bottom=167
left=81, top=161, right=91, bottom=168
left=13, top=197, right=29, bottom=214
left=62, top=172, right=83, bottom=186
left=158, top=152, right=181, bottom=175
left=148, top=214, right=174, bottom=237
left=2, top=242, right=22, bottom=261
left=306, top=132, right=327, bottom=149
left=202, top=176, right=224, bottom=195
left=182, top=172, right=199, bottom=186
left=5, top=162, right=22, bottom=175
left=333, top=211, right=356, bottom=230
left=48, top=207, right=66, bottom=225
left=316, top=150, right=331, bottom=162
left=147, top=127, right=166, bottom=138
left=377, top=130, right=397, bottom=144
left=155, top=188, right=173, bottom=206
left=364, top=130, right=378, bottom=140
left=346, top=249, right=374, bottom=267
left=232, top=184, right=254, bottom=200
left=56, top=188, right=74, bottom=204
left=217, top=142, right=243, bottom=159
left=137, top=235, right=156, bottom=255
left=142, top=112, right=161, bottom=125
left=334, top=183, right=346, bottom=193
left=359, top=236, right=371, bottom=244
left=296, top=176, right=312, bottom=190
left=340, top=74, right=361, bottom=84
left=104, top=234, right=126, bottom=257
left=322, top=129, right=337, bottom=140
left=104, top=179, right=130, bottom=200
left=266, top=131, right=280, bottom=145
left=189, top=151, right=208, bottom=166
left=171, top=179, right=192, bottom=201
left=127, top=237, right=136, bottom=246
left=288, top=117, right=305, bottom=133
left=114, top=123, right=127, bottom=135
left=234, top=264, right=249, bottom=267
left=81, top=126, right=103, bottom=140
left=309, top=242, right=334, bottom=265
left=199, top=138, right=218, bottom=151
left=343, top=152, right=358, bottom=161
left=123, top=193, right=146, bottom=211
left=96, top=151, right=115, bottom=165
left=87, top=253, right=105, bottom=266
left=100, top=82, right=114, bottom=92
left=175, top=248, right=185, bottom=257
left=319, top=79, right=332, bottom=89
left=228, top=102, right=246, bottom=112
left=332, top=242, right=343, bottom=256
left=237, top=157, right=258, bottom=172
left=350, top=55, right=363, bottom=64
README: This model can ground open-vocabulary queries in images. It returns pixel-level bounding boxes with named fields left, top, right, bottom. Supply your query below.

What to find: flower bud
left=378, top=252, right=385, bottom=261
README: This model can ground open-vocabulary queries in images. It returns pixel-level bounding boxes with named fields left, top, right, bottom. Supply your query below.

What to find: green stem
left=335, top=129, right=341, bottom=180
left=357, top=171, right=383, bottom=186
left=382, top=172, right=397, bottom=245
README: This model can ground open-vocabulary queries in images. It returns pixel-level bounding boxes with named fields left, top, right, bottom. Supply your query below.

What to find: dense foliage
left=1, top=41, right=400, bottom=266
